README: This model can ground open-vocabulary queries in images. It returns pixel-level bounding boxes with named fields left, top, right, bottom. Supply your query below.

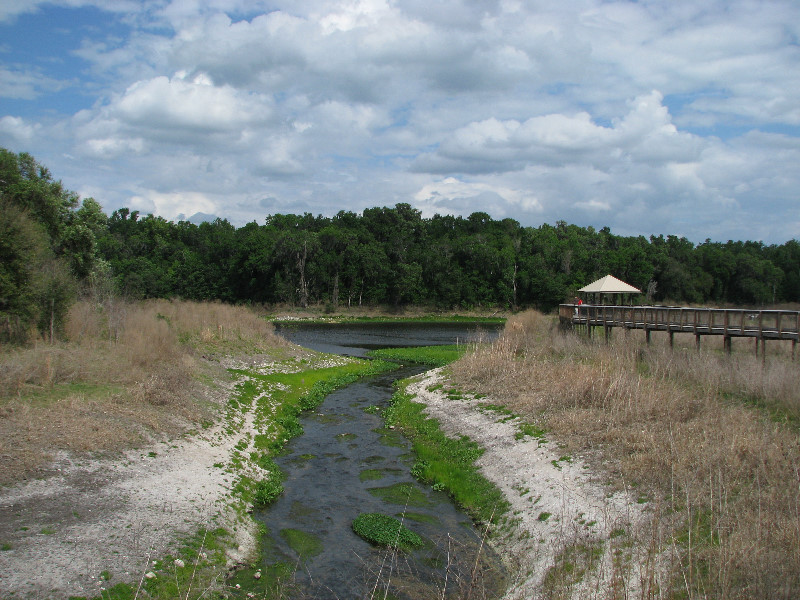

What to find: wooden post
left=695, top=334, right=701, bottom=350
left=761, top=338, right=766, bottom=365
left=724, top=336, right=732, bottom=354
left=646, top=328, right=651, bottom=346
left=669, top=330, right=674, bottom=348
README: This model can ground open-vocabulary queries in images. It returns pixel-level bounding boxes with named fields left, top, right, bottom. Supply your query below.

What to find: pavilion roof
left=578, top=274, right=641, bottom=294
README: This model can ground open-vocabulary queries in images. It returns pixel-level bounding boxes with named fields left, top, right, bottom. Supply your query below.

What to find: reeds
left=450, top=310, right=800, bottom=599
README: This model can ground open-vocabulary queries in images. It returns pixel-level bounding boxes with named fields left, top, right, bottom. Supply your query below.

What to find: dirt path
left=406, top=368, right=641, bottom=599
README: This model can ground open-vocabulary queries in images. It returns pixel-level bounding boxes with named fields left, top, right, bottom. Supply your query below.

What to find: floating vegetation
left=352, top=513, right=424, bottom=550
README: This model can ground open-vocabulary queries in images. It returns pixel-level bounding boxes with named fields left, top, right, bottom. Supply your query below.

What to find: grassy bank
left=0, top=298, right=292, bottom=485
left=226, top=356, right=398, bottom=508
left=449, top=310, right=800, bottom=599
left=80, top=353, right=398, bottom=600
left=369, top=344, right=510, bottom=526
left=384, top=383, right=509, bottom=526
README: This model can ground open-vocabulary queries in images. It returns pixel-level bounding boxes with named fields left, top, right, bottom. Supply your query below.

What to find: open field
left=4, top=301, right=797, bottom=598
left=0, top=299, right=292, bottom=485
left=449, top=310, right=800, bottom=599
left=0, top=299, right=398, bottom=598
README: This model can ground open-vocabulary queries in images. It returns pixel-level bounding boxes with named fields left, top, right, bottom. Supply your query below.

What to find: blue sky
left=1, top=0, right=799, bottom=243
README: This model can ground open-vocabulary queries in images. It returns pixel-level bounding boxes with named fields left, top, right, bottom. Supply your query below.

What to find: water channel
left=230, top=322, right=505, bottom=599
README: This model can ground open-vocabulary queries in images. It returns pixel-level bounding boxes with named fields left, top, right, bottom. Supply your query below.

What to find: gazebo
left=578, top=274, right=641, bottom=305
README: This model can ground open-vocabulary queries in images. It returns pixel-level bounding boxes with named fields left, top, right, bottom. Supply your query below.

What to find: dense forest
left=2, top=147, right=799, bottom=342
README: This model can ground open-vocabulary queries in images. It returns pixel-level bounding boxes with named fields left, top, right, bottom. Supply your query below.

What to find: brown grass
left=0, top=299, right=288, bottom=485
left=450, top=310, right=800, bottom=599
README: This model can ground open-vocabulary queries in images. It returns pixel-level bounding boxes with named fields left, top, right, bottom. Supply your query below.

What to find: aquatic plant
left=352, top=513, right=423, bottom=550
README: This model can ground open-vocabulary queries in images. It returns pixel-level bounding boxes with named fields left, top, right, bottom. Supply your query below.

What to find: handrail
left=559, top=304, right=800, bottom=341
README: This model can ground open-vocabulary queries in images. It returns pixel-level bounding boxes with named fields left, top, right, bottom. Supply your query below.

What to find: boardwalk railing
left=559, top=304, right=800, bottom=357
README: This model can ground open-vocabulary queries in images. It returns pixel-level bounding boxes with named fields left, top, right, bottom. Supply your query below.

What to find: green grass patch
left=368, top=344, right=469, bottom=366
left=384, top=383, right=509, bottom=525
left=352, top=513, right=424, bottom=550
left=85, top=527, right=230, bottom=600
left=280, top=528, right=323, bottom=559
left=235, top=358, right=397, bottom=453
left=516, top=421, right=547, bottom=441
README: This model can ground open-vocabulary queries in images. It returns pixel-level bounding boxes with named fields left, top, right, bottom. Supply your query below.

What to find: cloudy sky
left=1, top=0, right=799, bottom=243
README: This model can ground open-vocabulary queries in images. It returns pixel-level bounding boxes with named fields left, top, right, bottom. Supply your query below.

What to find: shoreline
left=405, top=367, right=642, bottom=599
left=0, top=357, right=641, bottom=599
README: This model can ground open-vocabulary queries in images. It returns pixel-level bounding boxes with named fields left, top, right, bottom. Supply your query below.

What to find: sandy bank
left=406, top=367, right=642, bottom=599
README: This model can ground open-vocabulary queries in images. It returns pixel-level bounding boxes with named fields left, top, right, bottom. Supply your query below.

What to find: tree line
left=2, top=147, right=798, bottom=342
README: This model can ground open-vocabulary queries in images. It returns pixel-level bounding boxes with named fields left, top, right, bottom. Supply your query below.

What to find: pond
left=273, top=320, right=502, bottom=357
left=232, top=321, right=505, bottom=599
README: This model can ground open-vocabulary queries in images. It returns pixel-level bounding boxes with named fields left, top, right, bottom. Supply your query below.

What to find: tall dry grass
left=451, top=310, right=800, bottom=599
left=0, top=298, right=288, bottom=483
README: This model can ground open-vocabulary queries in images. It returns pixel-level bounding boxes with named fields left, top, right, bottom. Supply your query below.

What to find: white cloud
left=414, top=176, right=542, bottom=219
left=82, top=136, right=146, bottom=158
left=414, top=91, right=705, bottom=174
left=0, top=115, right=40, bottom=144
left=3, top=0, right=800, bottom=242
left=129, top=189, right=217, bottom=222
left=112, top=72, right=272, bottom=132
left=0, top=67, right=69, bottom=99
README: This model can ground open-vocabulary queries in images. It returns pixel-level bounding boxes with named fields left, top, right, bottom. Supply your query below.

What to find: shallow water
left=232, top=323, right=505, bottom=599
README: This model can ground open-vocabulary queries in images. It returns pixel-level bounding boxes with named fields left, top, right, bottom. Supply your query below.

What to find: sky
left=1, top=0, right=799, bottom=243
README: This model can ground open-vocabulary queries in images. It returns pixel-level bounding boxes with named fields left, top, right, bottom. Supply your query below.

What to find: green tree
left=0, top=201, right=49, bottom=341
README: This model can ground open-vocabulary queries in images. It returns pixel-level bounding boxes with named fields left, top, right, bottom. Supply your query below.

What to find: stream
left=232, top=321, right=505, bottom=599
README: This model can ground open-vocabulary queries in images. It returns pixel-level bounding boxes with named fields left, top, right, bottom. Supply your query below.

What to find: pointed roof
left=578, top=275, right=641, bottom=294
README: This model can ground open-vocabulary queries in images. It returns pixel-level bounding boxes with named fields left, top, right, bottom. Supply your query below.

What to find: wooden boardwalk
left=558, top=304, right=800, bottom=357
